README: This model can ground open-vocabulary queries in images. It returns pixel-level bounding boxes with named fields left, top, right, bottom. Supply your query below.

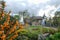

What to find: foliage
left=53, top=11, right=60, bottom=27
left=0, top=1, right=24, bottom=40
left=28, top=26, right=57, bottom=34
left=0, top=1, right=58, bottom=40
left=14, top=15, right=20, bottom=20
left=15, top=29, right=38, bottom=40
left=46, top=32, right=60, bottom=40
left=57, top=26, right=60, bottom=32
left=15, top=26, right=57, bottom=40
left=19, top=10, right=30, bottom=18
left=0, top=11, right=24, bottom=40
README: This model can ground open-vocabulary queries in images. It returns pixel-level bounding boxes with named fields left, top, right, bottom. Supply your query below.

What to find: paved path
left=43, top=26, right=57, bottom=30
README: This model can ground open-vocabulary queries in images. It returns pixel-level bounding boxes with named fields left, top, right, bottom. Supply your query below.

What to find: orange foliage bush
left=0, top=1, right=24, bottom=40
left=0, top=12, right=24, bottom=40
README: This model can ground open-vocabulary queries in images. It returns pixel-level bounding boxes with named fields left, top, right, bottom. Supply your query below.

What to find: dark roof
left=30, top=16, right=43, bottom=20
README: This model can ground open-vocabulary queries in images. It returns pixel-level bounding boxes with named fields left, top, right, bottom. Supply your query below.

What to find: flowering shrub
left=0, top=1, right=24, bottom=40
left=0, top=11, right=24, bottom=40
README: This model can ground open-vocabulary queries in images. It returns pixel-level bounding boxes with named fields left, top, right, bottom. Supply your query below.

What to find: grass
left=26, top=25, right=57, bottom=34
left=15, top=25, right=58, bottom=40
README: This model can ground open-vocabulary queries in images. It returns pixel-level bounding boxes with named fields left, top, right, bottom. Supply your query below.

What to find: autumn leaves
left=0, top=1, right=24, bottom=40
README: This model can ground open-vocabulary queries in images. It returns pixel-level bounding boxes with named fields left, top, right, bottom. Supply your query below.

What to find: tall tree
left=19, top=10, right=29, bottom=24
left=53, top=11, right=60, bottom=27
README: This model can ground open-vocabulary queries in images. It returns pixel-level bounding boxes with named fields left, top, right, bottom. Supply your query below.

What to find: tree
left=53, top=11, right=60, bottom=27
left=19, top=10, right=30, bottom=24
left=14, top=15, right=20, bottom=20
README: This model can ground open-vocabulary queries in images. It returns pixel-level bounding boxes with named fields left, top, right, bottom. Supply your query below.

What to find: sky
left=4, top=0, right=60, bottom=17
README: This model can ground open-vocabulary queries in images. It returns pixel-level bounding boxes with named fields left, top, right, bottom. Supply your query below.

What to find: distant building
left=24, top=16, right=43, bottom=25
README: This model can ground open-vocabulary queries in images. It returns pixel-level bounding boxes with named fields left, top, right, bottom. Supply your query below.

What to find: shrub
left=15, top=26, right=57, bottom=40
left=0, top=12, right=24, bottom=40
left=0, top=1, right=24, bottom=40
left=15, top=29, right=38, bottom=40
left=46, top=32, right=60, bottom=40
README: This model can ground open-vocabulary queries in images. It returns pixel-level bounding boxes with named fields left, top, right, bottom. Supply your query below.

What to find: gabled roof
left=30, top=16, right=43, bottom=20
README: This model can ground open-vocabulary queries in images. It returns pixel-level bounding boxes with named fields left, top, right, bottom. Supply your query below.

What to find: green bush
left=15, top=26, right=57, bottom=40
left=46, top=32, right=60, bottom=40
left=57, top=27, right=60, bottom=32
left=15, top=29, right=38, bottom=40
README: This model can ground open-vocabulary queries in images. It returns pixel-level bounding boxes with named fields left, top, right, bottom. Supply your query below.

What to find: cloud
left=4, top=0, right=60, bottom=17
left=27, top=0, right=50, bottom=5
left=38, top=5, right=56, bottom=17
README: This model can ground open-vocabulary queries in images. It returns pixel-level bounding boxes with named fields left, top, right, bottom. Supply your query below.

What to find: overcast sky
left=4, top=0, right=60, bottom=17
